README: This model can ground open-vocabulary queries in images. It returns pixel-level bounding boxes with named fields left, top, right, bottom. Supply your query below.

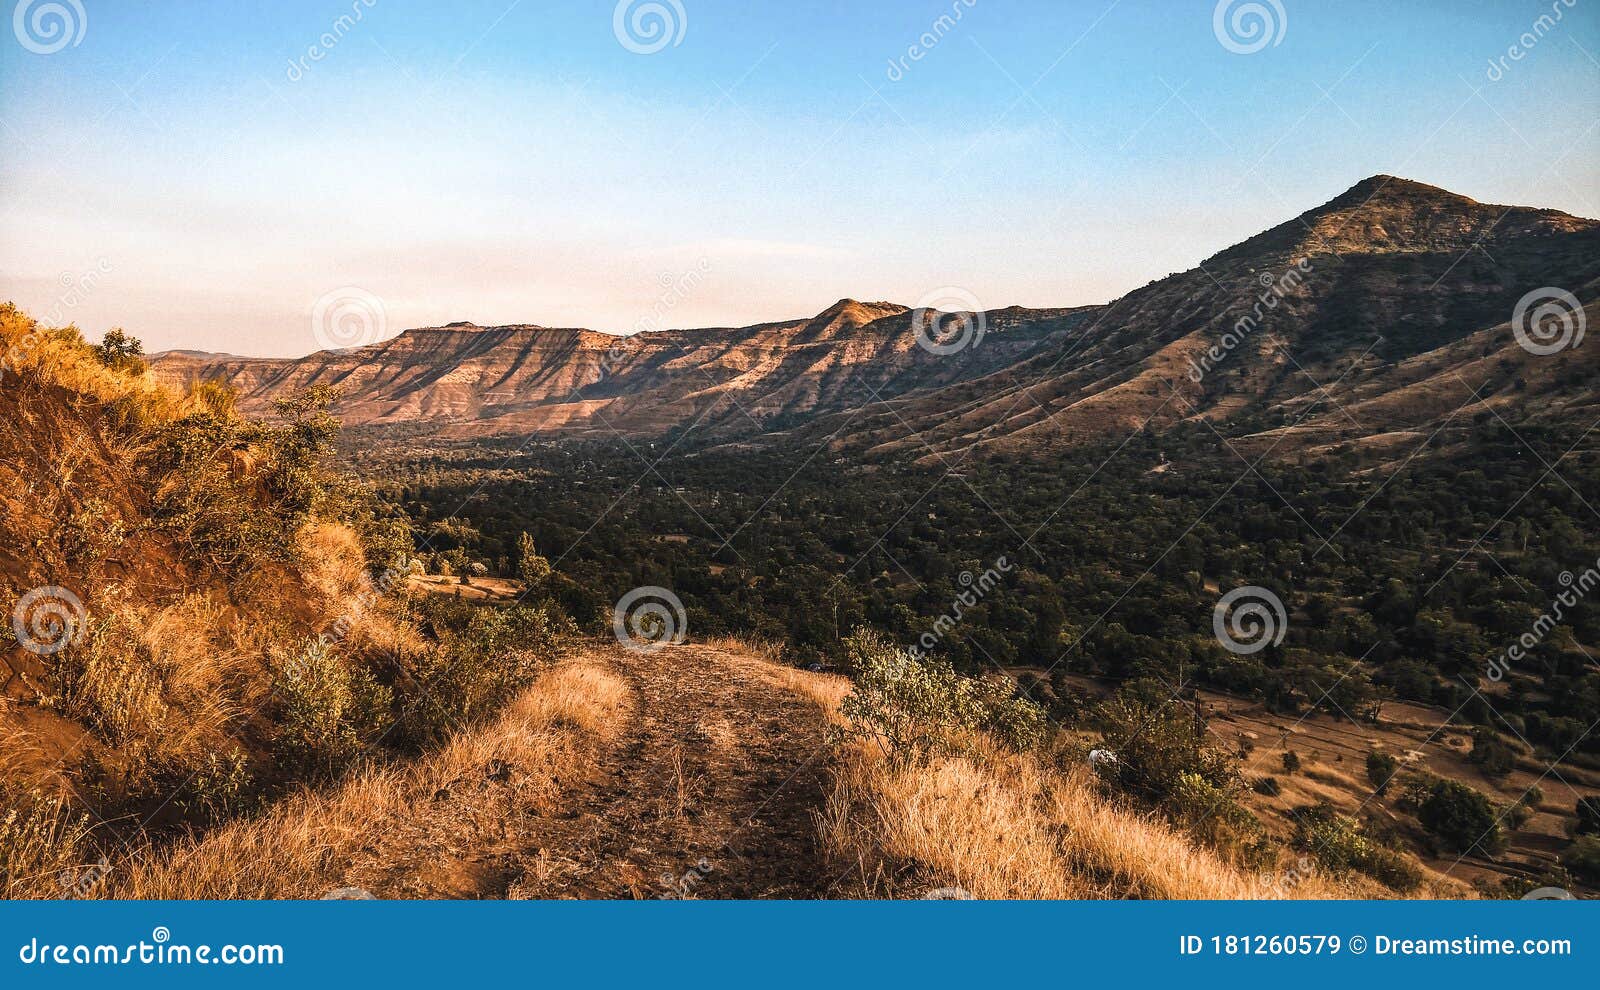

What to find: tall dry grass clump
left=0, top=791, right=96, bottom=900
left=811, top=630, right=1348, bottom=899
left=103, top=660, right=632, bottom=899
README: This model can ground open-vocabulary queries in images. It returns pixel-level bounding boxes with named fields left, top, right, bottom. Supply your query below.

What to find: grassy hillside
left=0, top=303, right=567, bottom=898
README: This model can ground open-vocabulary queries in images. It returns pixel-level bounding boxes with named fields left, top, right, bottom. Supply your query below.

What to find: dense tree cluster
left=359, top=416, right=1600, bottom=768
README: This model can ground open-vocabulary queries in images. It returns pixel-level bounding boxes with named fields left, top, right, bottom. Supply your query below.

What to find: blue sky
left=2, top=0, right=1597, bottom=356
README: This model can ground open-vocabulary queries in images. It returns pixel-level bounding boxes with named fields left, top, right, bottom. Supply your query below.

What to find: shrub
left=1365, top=751, right=1399, bottom=795
left=1561, top=836, right=1600, bottom=884
left=1506, top=787, right=1542, bottom=830
left=1253, top=776, right=1282, bottom=797
left=1170, top=771, right=1260, bottom=846
left=838, top=629, right=1045, bottom=757
left=1417, top=778, right=1506, bottom=855
left=271, top=639, right=393, bottom=777
left=516, top=532, right=553, bottom=591
left=402, top=604, right=570, bottom=741
left=1294, top=806, right=1423, bottom=892
left=1467, top=727, right=1516, bottom=777
left=1576, top=796, right=1600, bottom=836
left=1281, top=750, right=1301, bottom=773
left=175, top=749, right=257, bottom=824
left=1091, top=684, right=1237, bottom=803
left=146, top=385, right=361, bottom=569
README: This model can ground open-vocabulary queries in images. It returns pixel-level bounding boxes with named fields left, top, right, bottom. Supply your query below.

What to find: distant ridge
left=153, top=176, right=1599, bottom=460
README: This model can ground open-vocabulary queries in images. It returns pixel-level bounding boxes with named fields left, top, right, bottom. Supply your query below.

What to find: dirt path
left=515, top=642, right=839, bottom=899
left=349, top=641, right=841, bottom=900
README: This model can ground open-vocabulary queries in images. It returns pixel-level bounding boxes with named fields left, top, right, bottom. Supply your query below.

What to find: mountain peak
left=1323, top=174, right=1476, bottom=211
left=801, top=299, right=909, bottom=338
left=1209, top=175, right=1594, bottom=266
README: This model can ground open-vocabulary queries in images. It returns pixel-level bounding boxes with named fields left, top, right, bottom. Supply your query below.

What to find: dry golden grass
left=0, top=792, right=95, bottom=899
left=0, top=304, right=203, bottom=426
left=701, top=636, right=851, bottom=721
left=731, top=654, right=1357, bottom=901
left=101, top=660, right=632, bottom=899
left=817, top=734, right=1350, bottom=900
left=295, top=522, right=427, bottom=660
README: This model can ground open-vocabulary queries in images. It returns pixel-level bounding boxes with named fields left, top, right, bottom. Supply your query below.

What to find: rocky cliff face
left=154, top=177, right=1599, bottom=459
left=154, top=299, right=1099, bottom=440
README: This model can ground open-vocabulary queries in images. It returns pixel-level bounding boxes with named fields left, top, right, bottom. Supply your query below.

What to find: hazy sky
left=2, top=0, right=1597, bottom=357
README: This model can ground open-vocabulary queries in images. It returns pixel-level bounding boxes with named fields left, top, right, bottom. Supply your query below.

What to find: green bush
left=1170, top=771, right=1260, bottom=846
left=1365, top=751, right=1399, bottom=795
left=175, top=749, right=257, bottom=824
left=1576, top=796, right=1600, bottom=836
left=271, top=639, right=393, bottom=777
left=1561, top=836, right=1600, bottom=884
left=1294, top=806, right=1423, bottom=892
left=838, top=628, right=1045, bottom=757
left=1090, top=683, right=1237, bottom=804
left=402, top=603, right=570, bottom=741
left=1467, top=727, right=1516, bottom=777
left=1417, top=778, right=1506, bottom=855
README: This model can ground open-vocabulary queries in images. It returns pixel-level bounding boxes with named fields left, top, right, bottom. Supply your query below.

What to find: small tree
left=1282, top=750, right=1301, bottom=773
left=1574, top=795, right=1600, bottom=836
left=1562, top=836, right=1600, bottom=884
left=1418, top=779, right=1505, bottom=854
left=1366, top=751, right=1399, bottom=796
left=516, top=532, right=552, bottom=591
left=94, top=328, right=144, bottom=372
left=1467, top=727, right=1515, bottom=777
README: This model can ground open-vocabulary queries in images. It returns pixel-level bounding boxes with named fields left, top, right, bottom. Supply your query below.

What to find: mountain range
left=152, top=176, right=1600, bottom=461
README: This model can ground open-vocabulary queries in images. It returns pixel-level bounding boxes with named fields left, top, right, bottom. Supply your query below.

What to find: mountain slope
left=153, top=302, right=1099, bottom=440
left=807, top=176, right=1600, bottom=462
left=152, top=176, right=1600, bottom=460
